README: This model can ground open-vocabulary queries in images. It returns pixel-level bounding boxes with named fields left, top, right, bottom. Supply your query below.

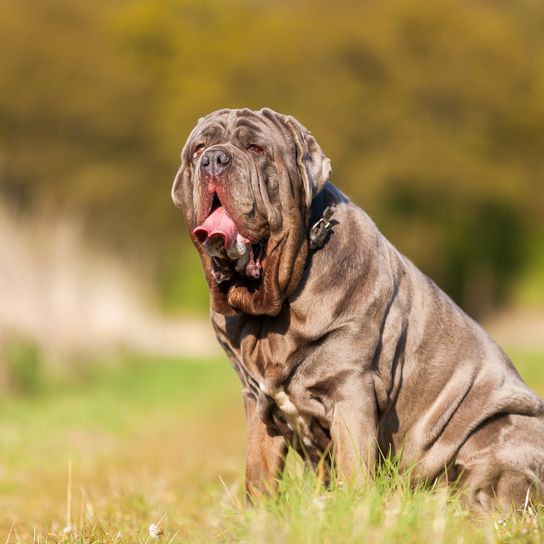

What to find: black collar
left=308, top=190, right=336, bottom=250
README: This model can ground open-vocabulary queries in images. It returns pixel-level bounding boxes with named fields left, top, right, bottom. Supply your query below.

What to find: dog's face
left=172, top=108, right=331, bottom=316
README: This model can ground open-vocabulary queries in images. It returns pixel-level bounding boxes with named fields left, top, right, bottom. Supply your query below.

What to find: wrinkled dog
left=172, top=108, right=544, bottom=512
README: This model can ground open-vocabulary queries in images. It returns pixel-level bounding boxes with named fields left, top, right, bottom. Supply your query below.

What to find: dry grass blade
left=4, top=518, right=17, bottom=544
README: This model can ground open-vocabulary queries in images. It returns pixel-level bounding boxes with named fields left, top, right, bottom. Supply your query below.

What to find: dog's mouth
left=192, top=194, right=267, bottom=286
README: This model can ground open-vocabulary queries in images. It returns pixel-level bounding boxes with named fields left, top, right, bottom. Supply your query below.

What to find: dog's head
left=172, top=108, right=331, bottom=316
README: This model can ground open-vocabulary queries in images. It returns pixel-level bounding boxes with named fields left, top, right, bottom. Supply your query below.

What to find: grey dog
left=172, top=107, right=544, bottom=512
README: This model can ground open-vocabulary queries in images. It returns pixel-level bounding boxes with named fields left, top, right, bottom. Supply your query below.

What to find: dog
left=171, top=107, right=544, bottom=512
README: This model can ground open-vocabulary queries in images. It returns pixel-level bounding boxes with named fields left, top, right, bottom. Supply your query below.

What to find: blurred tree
left=0, top=0, right=543, bottom=316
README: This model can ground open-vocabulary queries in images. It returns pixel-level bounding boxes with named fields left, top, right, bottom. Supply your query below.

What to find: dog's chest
left=213, top=311, right=332, bottom=449
left=260, top=384, right=316, bottom=447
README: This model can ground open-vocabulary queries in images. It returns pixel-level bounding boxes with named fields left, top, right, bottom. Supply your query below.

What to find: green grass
left=512, top=351, right=544, bottom=397
left=216, top=457, right=544, bottom=544
left=1, top=351, right=543, bottom=542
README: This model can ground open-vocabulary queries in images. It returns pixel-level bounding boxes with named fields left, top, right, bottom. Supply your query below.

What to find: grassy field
left=1, top=351, right=543, bottom=543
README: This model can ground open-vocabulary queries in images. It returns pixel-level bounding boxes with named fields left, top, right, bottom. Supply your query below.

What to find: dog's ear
left=171, top=167, right=184, bottom=209
left=263, top=110, right=332, bottom=208
left=171, top=116, right=208, bottom=210
left=286, top=116, right=332, bottom=208
left=171, top=137, right=195, bottom=210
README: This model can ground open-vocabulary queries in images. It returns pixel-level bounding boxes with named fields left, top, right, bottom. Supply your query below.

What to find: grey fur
left=172, top=108, right=544, bottom=512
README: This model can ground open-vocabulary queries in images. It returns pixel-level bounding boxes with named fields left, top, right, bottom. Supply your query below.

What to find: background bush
left=1, top=0, right=543, bottom=316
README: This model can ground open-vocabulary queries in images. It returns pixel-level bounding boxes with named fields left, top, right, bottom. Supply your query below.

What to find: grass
left=0, top=350, right=543, bottom=542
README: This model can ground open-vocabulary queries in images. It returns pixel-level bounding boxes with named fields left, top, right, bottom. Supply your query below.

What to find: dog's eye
left=192, top=143, right=206, bottom=160
left=248, top=144, right=264, bottom=155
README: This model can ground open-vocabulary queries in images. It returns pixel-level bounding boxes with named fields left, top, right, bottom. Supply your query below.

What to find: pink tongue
left=193, top=207, right=239, bottom=249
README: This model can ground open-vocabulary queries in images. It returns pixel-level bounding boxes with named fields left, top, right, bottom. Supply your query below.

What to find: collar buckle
left=309, top=204, right=335, bottom=250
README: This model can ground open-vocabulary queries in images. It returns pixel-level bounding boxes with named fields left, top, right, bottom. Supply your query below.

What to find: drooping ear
left=170, top=131, right=194, bottom=211
left=171, top=149, right=199, bottom=231
left=171, top=166, right=184, bottom=209
left=171, top=117, right=206, bottom=210
left=283, top=115, right=332, bottom=208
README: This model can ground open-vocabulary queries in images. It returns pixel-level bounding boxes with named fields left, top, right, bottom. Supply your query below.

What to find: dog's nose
left=200, top=148, right=232, bottom=177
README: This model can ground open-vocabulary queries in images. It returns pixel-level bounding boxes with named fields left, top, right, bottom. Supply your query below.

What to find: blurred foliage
left=516, top=238, right=544, bottom=308
left=3, top=337, right=44, bottom=394
left=157, top=240, right=210, bottom=314
left=1, top=0, right=543, bottom=316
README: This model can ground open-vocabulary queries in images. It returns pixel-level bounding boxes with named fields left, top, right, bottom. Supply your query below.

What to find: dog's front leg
left=331, top=374, right=378, bottom=484
left=244, top=393, right=287, bottom=500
